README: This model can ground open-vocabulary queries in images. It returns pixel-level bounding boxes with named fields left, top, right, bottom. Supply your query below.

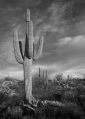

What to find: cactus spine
left=13, top=9, right=44, bottom=104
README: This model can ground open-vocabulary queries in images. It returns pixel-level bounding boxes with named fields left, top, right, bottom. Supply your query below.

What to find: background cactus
left=13, top=9, right=44, bottom=104
left=39, top=68, right=41, bottom=78
left=46, top=69, right=48, bottom=85
left=45, top=69, right=48, bottom=88
left=42, top=69, right=48, bottom=88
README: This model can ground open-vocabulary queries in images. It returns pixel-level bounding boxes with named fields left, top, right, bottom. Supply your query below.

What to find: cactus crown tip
left=27, top=9, right=30, bottom=12
left=27, top=9, right=30, bottom=21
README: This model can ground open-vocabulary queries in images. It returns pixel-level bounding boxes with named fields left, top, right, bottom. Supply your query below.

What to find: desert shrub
left=6, top=105, right=23, bottom=119
left=34, top=102, right=84, bottom=119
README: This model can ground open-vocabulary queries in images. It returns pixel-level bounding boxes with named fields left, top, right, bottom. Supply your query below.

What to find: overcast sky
left=0, top=0, right=85, bottom=79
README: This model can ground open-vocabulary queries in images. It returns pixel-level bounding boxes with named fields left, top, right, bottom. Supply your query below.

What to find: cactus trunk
left=24, top=57, right=32, bottom=103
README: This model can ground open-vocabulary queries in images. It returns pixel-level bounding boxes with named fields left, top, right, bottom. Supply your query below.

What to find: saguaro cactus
left=43, top=70, right=45, bottom=80
left=44, top=70, right=48, bottom=88
left=13, top=9, right=44, bottom=104
left=46, top=70, right=48, bottom=85
left=46, top=70, right=48, bottom=80
left=43, top=70, right=48, bottom=88
left=39, top=67, right=41, bottom=78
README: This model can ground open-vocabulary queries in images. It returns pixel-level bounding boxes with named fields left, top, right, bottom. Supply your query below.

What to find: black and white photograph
left=0, top=0, right=85, bottom=119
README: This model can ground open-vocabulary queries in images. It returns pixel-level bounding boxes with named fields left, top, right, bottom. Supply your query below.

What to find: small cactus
left=13, top=9, right=44, bottom=104
left=43, top=69, right=48, bottom=88
left=46, top=69, right=48, bottom=86
left=43, top=70, right=45, bottom=80
left=39, top=67, right=41, bottom=78
left=68, top=75, right=70, bottom=80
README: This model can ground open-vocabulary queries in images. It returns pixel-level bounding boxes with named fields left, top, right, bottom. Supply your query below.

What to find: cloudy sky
left=0, top=0, right=85, bottom=79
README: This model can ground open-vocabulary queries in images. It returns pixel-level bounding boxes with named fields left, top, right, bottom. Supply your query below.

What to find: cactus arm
left=13, top=30, right=23, bottom=64
left=33, top=36, right=44, bottom=60
left=19, top=41, right=24, bottom=59
left=37, top=36, right=44, bottom=56
left=33, top=42, right=36, bottom=61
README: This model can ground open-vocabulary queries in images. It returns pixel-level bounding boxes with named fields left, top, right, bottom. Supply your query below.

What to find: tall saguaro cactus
left=13, top=9, right=44, bottom=104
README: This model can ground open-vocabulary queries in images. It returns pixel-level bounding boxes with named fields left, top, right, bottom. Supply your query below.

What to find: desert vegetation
left=0, top=76, right=85, bottom=119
